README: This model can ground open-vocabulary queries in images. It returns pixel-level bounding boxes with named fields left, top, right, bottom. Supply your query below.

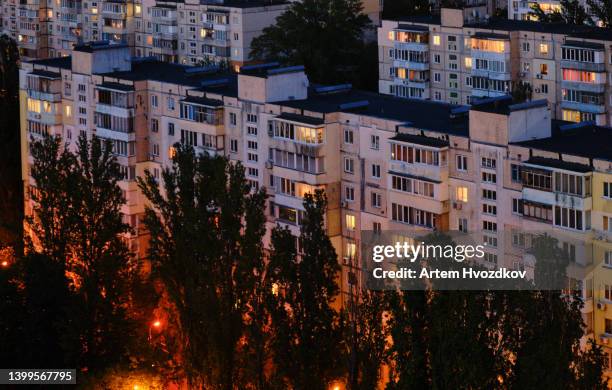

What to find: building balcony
left=392, top=78, right=429, bottom=90
left=392, top=59, right=429, bottom=71
left=553, top=191, right=592, bottom=210
left=27, top=110, right=61, bottom=125
left=560, top=60, right=605, bottom=73
left=27, top=89, right=61, bottom=102
left=95, top=103, right=134, bottom=117
left=94, top=126, right=135, bottom=142
left=560, top=100, right=606, bottom=114
left=271, top=164, right=327, bottom=186
left=393, top=41, right=428, bottom=52
left=471, top=48, right=510, bottom=62
left=388, top=160, right=446, bottom=184
left=561, top=80, right=606, bottom=94
left=471, top=68, right=512, bottom=81
left=471, top=88, right=507, bottom=98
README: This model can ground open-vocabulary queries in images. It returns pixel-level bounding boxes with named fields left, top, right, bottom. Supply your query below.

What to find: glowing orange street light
left=149, top=319, right=162, bottom=341
left=1, top=261, right=8, bottom=268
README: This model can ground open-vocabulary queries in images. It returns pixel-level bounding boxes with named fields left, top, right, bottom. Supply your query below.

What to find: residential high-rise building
left=19, top=42, right=612, bottom=374
left=378, top=7, right=612, bottom=125
left=2, top=0, right=290, bottom=65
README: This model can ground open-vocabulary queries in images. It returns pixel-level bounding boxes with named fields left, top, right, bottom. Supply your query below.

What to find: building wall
left=19, top=51, right=612, bottom=372
left=379, top=10, right=612, bottom=125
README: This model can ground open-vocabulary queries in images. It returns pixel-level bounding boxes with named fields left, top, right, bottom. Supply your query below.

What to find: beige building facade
left=379, top=7, right=612, bottom=126
left=20, top=43, right=612, bottom=372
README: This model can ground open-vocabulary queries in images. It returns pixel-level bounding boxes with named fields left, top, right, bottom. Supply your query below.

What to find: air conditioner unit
left=534, top=88, right=541, bottom=93
left=265, top=160, right=273, bottom=169
left=597, top=301, right=607, bottom=311
left=536, top=74, right=543, bottom=79
left=341, top=201, right=347, bottom=208
left=453, top=202, right=462, bottom=210
left=343, top=256, right=350, bottom=265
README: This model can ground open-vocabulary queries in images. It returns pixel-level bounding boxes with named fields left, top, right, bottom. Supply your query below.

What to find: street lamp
left=148, top=320, right=162, bottom=341
left=1, top=261, right=8, bottom=268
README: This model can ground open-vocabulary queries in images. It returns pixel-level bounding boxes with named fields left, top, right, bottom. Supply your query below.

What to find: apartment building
left=19, top=42, right=612, bottom=370
left=378, top=7, right=612, bottom=126
left=1, top=0, right=289, bottom=64
left=134, top=0, right=289, bottom=67
left=507, top=0, right=561, bottom=21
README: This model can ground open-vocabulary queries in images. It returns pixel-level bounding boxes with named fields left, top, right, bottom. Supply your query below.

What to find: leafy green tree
left=250, top=0, right=372, bottom=88
left=511, top=81, right=533, bottom=103
left=69, top=135, right=136, bottom=372
left=267, top=190, right=342, bottom=389
left=574, top=339, right=609, bottom=389
left=27, top=135, right=77, bottom=264
left=530, top=0, right=591, bottom=24
left=510, top=235, right=588, bottom=388
left=586, top=0, right=612, bottom=26
left=344, top=289, right=389, bottom=390
left=28, top=134, right=136, bottom=374
left=17, top=253, right=80, bottom=368
left=139, top=145, right=268, bottom=389
left=385, top=290, right=430, bottom=390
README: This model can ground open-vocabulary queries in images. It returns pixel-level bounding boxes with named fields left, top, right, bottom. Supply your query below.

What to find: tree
left=344, top=289, right=389, bottom=390
left=511, top=81, right=533, bottom=103
left=586, top=0, right=612, bottom=26
left=27, top=135, right=77, bottom=264
left=0, top=35, right=21, bottom=249
left=530, top=0, right=591, bottom=24
left=250, top=0, right=373, bottom=88
left=139, top=145, right=268, bottom=389
left=509, top=234, right=593, bottom=388
left=383, top=0, right=430, bottom=18
left=28, top=134, right=136, bottom=375
left=574, top=339, right=609, bottom=389
left=268, top=190, right=342, bottom=389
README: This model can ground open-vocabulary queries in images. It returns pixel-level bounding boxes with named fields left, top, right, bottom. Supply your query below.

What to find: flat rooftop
left=389, top=15, right=612, bottom=41
left=277, top=89, right=469, bottom=136
left=513, top=124, right=612, bottom=161
left=101, top=59, right=237, bottom=89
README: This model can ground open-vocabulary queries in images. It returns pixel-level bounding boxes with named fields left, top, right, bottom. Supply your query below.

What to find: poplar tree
left=268, top=190, right=342, bottom=389
left=28, top=134, right=135, bottom=374
left=139, top=145, right=268, bottom=389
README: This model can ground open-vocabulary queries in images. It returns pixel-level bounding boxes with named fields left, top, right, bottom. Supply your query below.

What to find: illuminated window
left=540, top=63, right=548, bottom=75
left=562, top=109, right=581, bottom=123
left=346, top=242, right=357, bottom=259
left=562, top=69, right=597, bottom=83
left=26, top=98, right=41, bottom=113
left=464, top=57, right=472, bottom=68
left=64, top=105, right=71, bottom=117
left=345, top=214, right=356, bottom=230
left=471, top=38, right=505, bottom=53
left=433, top=35, right=440, bottom=46
left=135, top=4, right=141, bottom=15
left=539, top=43, right=549, bottom=55
left=456, top=186, right=468, bottom=202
